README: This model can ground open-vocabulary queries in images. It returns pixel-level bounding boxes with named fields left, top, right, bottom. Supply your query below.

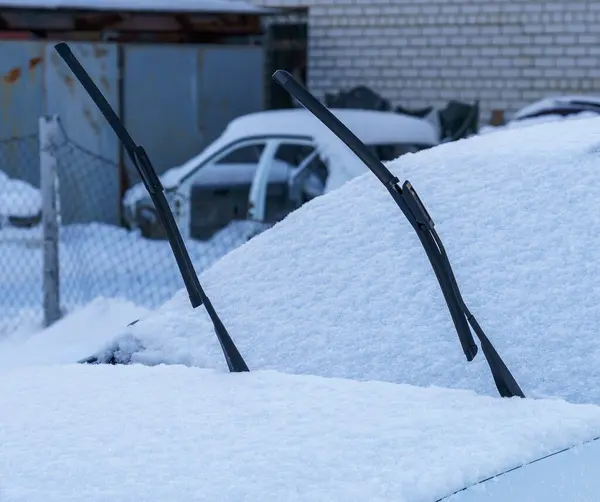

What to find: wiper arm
left=273, top=70, right=523, bottom=398
left=55, top=42, right=249, bottom=373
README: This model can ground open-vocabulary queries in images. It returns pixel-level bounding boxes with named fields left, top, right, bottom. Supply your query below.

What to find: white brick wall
left=255, top=0, right=600, bottom=124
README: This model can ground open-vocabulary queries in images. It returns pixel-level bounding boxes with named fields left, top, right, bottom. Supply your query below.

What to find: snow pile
left=1, top=364, right=600, bottom=502
left=0, top=297, right=148, bottom=372
left=0, top=170, right=41, bottom=219
left=77, top=115, right=600, bottom=405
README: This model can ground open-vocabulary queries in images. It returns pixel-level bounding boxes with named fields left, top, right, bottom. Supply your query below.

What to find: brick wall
left=256, top=0, right=600, bottom=124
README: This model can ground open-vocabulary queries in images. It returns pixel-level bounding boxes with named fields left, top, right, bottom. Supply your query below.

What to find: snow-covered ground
left=2, top=361, right=600, bottom=502
left=0, top=220, right=263, bottom=336
left=62, top=115, right=600, bottom=405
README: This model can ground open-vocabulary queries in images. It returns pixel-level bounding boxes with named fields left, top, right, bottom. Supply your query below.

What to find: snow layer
left=94, top=116, right=600, bottom=404
left=0, top=297, right=148, bottom=372
left=2, top=364, right=600, bottom=502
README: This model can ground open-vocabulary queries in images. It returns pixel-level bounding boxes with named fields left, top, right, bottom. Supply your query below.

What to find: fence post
left=39, top=115, right=62, bottom=327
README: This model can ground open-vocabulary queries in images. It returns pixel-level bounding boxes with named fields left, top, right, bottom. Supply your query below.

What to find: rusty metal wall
left=0, top=41, right=44, bottom=186
left=0, top=41, right=264, bottom=225
left=123, top=44, right=265, bottom=183
left=46, top=42, right=120, bottom=225
left=0, top=40, right=120, bottom=224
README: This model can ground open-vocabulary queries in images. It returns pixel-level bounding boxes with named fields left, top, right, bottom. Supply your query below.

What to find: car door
left=248, top=137, right=324, bottom=223
left=440, top=436, right=600, bottom=501
left=175, top=139, right=268, bottom=240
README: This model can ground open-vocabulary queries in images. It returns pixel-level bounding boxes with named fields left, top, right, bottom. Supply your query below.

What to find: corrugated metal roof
left=0, top=0, right=275, bottom=14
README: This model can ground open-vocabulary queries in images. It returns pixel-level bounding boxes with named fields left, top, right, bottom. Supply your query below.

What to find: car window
left=274, top=143, right=315, bottom=167
left=184, top=141, right=267, bottom=189
left=214, top=143, right=265, bottom=165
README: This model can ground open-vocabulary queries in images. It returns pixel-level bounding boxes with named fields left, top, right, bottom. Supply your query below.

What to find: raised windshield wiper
left=55, top=42, right=249, bottom=373
left=273, top=70, right=524, bottom=398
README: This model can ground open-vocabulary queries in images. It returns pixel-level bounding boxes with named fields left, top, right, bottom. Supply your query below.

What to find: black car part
left=55, top=42, right=249, bottom=373
left=273, top=70, right=524, bottom=398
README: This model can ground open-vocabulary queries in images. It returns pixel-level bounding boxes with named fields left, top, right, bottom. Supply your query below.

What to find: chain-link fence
left=0, top=115, right=267, bottom=337
left=0, top=132, right=44, bottom=335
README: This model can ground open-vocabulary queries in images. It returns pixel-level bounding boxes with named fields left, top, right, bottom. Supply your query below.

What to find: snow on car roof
left=479, top=111, right=599, bottom=135
left=445, top=436, right=600, bottom=501
left=221, top=108, right=439, bottom=146
left=108, top=115, right=600, bottom=406
left=3, top=355, right=600, bottom=501
left=0, top=0, right=270, bottom=14
left=513, top=95, right=600, bottom=120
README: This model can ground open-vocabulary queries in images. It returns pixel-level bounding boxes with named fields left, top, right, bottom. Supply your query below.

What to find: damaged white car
left=122, top=108, right=439, bottom=240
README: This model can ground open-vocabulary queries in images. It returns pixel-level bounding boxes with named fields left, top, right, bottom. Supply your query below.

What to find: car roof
left=221, top=108, right=439, bottom=146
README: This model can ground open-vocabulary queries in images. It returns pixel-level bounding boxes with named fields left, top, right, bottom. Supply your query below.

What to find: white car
left=11, top=60, right=600, bottom=499
left=122, top=108, right=439, bottom=240
left=513, top=95, right=600, bottom=121
left=480, top=94, right=600, bottom=134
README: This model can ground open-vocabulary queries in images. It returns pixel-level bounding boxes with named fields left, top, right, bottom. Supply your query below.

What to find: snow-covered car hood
left=2, top=358, right=600, bottom=501
left=123, top=108, right=439, bottom=208
left=99, top=115, right=600, bottom=405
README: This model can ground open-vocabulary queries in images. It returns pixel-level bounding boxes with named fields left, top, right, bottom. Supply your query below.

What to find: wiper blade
left=273, top=70, right=523, bottom=398
left=55, top=42, right=249, bottom=373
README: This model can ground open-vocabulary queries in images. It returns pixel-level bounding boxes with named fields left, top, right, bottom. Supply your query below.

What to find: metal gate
left=123, top=44, right=265, bottom=182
